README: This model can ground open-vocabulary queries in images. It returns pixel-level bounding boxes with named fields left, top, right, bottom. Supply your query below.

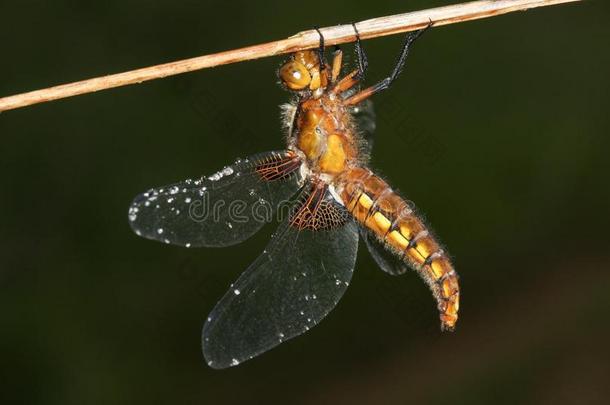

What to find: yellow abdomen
left=337, top=167, right=460, bottom=330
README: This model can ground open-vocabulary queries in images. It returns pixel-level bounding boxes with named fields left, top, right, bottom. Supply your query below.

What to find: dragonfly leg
left=330, top=45, right=343, bottom=83
left=313, top=27, right=326, bottom=71
left=344, top=22, right=432, bottom=106
left=351, top=23, right=368, bottom=80
left=331, top=69, right=360, bottom=95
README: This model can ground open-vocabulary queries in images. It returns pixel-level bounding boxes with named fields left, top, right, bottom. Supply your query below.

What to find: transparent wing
left=128, top=150, right=302, bottom=248
left=360, top=228, right=408, bottom=276
left=202, top=183, right=359, bottom=368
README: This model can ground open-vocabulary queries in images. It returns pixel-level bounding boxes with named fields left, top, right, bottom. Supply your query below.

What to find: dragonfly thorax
left=293, top=94, right=358, bottom=178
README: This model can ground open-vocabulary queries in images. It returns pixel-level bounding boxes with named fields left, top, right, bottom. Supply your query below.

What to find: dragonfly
left=128, top=23, right=459, bottom=369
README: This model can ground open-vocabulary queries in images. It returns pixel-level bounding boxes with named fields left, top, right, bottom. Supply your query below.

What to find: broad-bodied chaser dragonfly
left=129, top=24, right=459, bottom=369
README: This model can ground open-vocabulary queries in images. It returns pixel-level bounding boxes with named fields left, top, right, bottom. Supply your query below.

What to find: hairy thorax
left=292, top=93, right=359, bottom=178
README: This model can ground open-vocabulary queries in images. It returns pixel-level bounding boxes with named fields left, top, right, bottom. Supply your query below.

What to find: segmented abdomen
left=337, top=167, right=459, bottom=330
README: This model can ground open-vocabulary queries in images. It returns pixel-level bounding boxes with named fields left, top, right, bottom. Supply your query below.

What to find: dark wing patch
left=289, top=183, right=350, bottom=230
left=256, top=151, right=302, bottom=181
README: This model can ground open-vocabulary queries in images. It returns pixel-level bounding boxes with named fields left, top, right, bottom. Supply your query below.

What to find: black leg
left=368, top=23, right=432, bottom=95
left=351, top=23, right=368, bottom=79
left=314, top=27, right=326, bottom=70
left=343, top=22, right=432, bottom=106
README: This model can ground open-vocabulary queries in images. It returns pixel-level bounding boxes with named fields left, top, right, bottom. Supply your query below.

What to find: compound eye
left=279, top=61, right=311, bottom=90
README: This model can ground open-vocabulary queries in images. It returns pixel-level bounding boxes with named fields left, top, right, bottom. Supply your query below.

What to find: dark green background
left=1, top=1, right=608, bottom=404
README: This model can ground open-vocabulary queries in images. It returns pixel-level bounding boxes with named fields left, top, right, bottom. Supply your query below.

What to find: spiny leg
left=352, top=23, right=369, bottom=79
left=328, top=23, right=371, bottom=93
left=344, top=23, right=432, bottom=106
left=313, top=27, right=326, bottom=71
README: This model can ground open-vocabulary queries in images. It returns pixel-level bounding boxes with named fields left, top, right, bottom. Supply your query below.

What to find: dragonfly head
left=279, top=50, right=328, bottom=93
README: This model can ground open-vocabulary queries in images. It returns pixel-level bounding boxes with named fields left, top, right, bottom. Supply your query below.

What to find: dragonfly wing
left=128, top=150, right=302, bottom=248
left=202, top=183, right=359, bottom=368
left=360, top=228, right=409, bottom=276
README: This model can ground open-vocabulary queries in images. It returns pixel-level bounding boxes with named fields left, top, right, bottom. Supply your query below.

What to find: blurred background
left=1, top=0, right=608, bottom=404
